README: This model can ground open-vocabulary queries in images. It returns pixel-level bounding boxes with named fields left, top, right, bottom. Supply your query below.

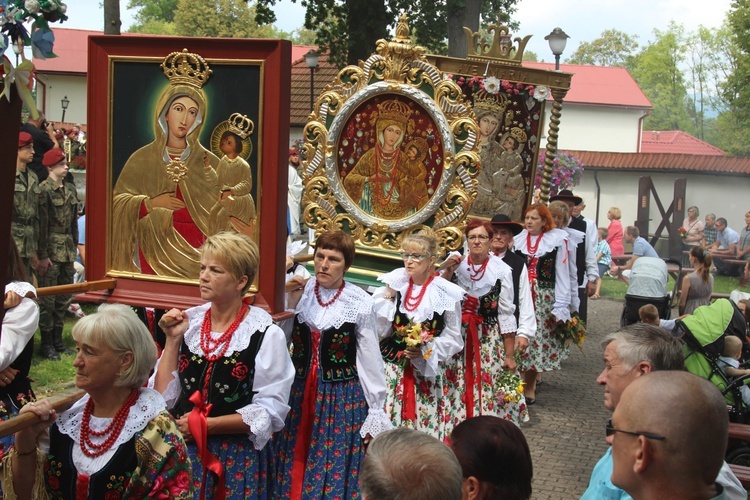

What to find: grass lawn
left=595, top=271, right=746, bottom=301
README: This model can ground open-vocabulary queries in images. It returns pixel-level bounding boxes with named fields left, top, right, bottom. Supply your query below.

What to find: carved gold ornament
left=165, top=159, right=189, bottom=183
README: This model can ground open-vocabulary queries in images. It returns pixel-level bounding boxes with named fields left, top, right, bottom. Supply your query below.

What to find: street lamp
left=545, top=28, right=569, bottom=71
left=304, top=49, right=319, bottom=112
left=61, top=95, right=70, bottom=122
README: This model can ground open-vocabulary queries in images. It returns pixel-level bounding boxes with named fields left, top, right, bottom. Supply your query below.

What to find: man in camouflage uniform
left=37, top=149, right=79, bottom=360
left=14, top=132, right=40, bottom=283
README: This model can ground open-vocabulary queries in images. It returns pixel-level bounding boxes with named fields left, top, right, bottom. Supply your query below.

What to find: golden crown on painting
left=228, top=113, right=254, bottom=139
left=473, top=96, right=509, bottom=119
left=510, top=127, right=527, bottom=144
left=376, top=99, right=413, bottom=125
left=161, top=49, right=213, bottom=89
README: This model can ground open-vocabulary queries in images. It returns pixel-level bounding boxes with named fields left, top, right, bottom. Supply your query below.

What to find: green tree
left=175, top=0, right=283, bottom=38
left=566, top=29, right=639, bottom=67
left=127, top=0, right=179, bottom=30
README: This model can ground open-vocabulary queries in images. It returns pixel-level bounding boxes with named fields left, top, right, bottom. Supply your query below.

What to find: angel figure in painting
left=112, top=49, right=220, bottom=279
left=343, top=99, right=421, bottom=220
left=205, top=113, right=257, bottom=236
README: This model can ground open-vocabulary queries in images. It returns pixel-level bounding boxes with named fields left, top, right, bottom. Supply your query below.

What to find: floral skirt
left=520, top=284, right=570, bottom=372
left=442, top=323, right=529, bottom=432
left=272, top=374, right=368, bottom=499
left=188, top=435, right=272, bottom=499
left=383, top=360, right=447, bottom=441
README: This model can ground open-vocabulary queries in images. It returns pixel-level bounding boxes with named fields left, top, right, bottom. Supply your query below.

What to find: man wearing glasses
left=608, top=371, right=729, bottom=499
left=580, top=324, right=745, bottom=499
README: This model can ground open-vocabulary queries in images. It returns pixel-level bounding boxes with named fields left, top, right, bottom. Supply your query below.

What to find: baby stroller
left=680, top=298, right=750, bottom=424
left=620, top=257, right=674, bottom=327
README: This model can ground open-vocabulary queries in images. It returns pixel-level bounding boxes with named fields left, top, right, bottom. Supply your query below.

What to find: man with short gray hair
left=360, top=428, right=462, bottom=500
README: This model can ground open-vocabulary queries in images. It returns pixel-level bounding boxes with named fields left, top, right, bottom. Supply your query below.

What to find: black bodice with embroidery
left=516, top=248, right=558, bottom=288
left=380, top=295, right=446, bottom=365
left=290, top=317, right=359, bottom=383
left=0, top=339, right=35, bottom=422
left=171, top=326, right=267, bottom=418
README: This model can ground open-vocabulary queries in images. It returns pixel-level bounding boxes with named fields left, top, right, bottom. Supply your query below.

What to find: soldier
left=65, top=128, right=85, bottom=161
left=13, top=132, right=41, bottom=283
left=37, top=149, right=79, bottom=360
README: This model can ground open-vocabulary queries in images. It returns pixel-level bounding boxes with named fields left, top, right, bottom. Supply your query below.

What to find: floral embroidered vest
left=380, top=296, right=446, bottom=365
left=290, top=317, right=358, bottom=383
left=0, top=339, right=35, bottom=422
left=475, top=280, right=503, bottom=327
left=172, top=327, right=267, bottom=418
left=516, top=248, right=558, bottom=289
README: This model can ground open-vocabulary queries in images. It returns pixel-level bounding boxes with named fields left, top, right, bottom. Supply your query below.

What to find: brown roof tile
left=640, top=130, right=725, bottom=155
left=290, top=51, right=340, bottom=126
left=564, top=150, right=750, bottom=175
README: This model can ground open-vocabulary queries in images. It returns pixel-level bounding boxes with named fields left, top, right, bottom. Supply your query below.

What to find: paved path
left=522, top=297, right=636, bottom=498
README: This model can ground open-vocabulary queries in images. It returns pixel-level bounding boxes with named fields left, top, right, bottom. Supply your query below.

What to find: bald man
left=610, top=371, right=728, bottom=499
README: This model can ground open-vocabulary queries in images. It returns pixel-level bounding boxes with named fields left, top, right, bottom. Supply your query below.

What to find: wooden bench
left=729, top=422, right=750, bottom=443
left=729, top=464, right=750, bottom=489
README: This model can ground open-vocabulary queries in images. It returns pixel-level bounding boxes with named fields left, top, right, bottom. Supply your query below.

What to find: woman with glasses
left=513, top=204, right=572, bottom=405
left=274, top=230, right=391, bottom=499
left=442, top=218, right=528, bottom=428
left=372, top=229, right=465, bottom=441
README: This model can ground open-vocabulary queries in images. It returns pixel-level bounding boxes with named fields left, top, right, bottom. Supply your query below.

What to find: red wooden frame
left=82, top=36, right=291, bottom=313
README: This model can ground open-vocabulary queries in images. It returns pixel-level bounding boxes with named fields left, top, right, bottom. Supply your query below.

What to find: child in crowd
left=719, top=335, right=750, bottom=406
left=593, top=227, right=611, bottom=299
left=638, top=304, right=677, bottom=333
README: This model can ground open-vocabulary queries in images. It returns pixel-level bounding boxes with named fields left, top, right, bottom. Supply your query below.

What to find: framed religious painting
left=83, top=36, right=291, bottom=313
left=300, top=15, right=480, bottom=285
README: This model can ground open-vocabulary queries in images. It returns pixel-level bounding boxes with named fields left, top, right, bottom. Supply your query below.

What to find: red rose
left=104, top=490, right=121, bottom=500
left=231, top=362, right=249, bottom=379
left=48, top=476, right=60, bottom=489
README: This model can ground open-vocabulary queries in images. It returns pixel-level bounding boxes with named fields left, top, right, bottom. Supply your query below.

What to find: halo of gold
left=209, top=120, right=253, bottom=161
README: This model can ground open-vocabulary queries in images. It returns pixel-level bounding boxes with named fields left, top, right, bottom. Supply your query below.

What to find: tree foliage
left=174, top=0, right=283, bottom=38
left=566, top=29, right=639, bottom=67
left=127, top=0, right=179, bottom=28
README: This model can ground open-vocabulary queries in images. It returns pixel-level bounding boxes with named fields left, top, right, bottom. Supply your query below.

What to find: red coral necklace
left=199, top=305, right=247, bottom=396
left=80, top=389, right=139, bottom=458
left=526, top=232, right=543, bottom=256
left=315, top=280, right=345, bottom=307
left=468, top=256, right=490, bottom=282
left=403, top=274, right=435, bottom=312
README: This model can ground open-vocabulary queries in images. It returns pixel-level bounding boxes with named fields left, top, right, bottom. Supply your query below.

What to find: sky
left=60, top=0, right=733, bottom=62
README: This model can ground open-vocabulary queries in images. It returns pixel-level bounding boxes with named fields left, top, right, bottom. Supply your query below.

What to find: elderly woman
left=450, top=416, right=533, bottom=500
left=372, top=229, right=464, bottom=441
left=153, top=232, right=294, bottom=499
left=442, top=218, right=528, bottom=427
left=274, top=230, right=391, bottom=499
left=0, top=240, right=39, bottom=458
left=514, top=204, right=572, bottom=404
left=6, top=304, right=191, bottom=498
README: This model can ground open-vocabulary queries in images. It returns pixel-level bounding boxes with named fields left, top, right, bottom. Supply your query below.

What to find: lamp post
left=304, top=49, right=319, bottom=112
left=61, top=95, right=70, bottom=122
left=545, top=28, right=569, bottom=71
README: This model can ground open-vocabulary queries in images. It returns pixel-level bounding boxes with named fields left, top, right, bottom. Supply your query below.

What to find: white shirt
left=496, top=251, right=537, bottom=339
left=1, top=282, right=38, bottom=371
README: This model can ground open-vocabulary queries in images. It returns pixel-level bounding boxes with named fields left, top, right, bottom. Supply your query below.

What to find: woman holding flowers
left=442, top=218, right=528, bottom=427
left=275, top=230, right=391, bottom=499
left=513, top=204, right=572, bottom=405
left=372, top=229, right=465, bottom=441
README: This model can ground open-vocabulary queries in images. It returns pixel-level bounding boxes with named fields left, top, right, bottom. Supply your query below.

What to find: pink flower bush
left=534, top=151, right=585, bottom=196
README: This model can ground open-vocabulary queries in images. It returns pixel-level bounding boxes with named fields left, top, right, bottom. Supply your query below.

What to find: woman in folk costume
left=513, top=204, right=573, bottom=405
left=274, top=230, right=391, bottom=499
left=5, top=304, right=191, bottom=498
left=372, top=229, right=465, bottom=441
left=113, top=49, right=221, bottom=278
left=442, top=218, right=528, bottom=427
left=153, top=232, right=294, bottom=499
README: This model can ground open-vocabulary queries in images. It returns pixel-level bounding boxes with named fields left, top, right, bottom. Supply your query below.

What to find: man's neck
left=16, top=162, right=26, bottom=173
left=48, top=174, right=63, bottom=187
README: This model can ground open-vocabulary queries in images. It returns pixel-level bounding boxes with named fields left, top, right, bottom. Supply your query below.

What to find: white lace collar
left=5, top=281, right=36, bottom=298
left=454, top=254, right=512, bottom=291
left=56, top=388, right=166, bottom=448
left=514, top=228, right=568, bottom=257
left=378, top=268, right=465, bottom=322
left=296, top=279, right=372, bottom=330
left=563, top=226, right=585, bottom=246
left=183, top=303, right=273, bottom=357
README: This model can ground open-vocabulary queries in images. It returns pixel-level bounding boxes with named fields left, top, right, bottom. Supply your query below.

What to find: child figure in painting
left=206, top=113, right=257, bottom=235
left=398, top=138, right=430, bottom=213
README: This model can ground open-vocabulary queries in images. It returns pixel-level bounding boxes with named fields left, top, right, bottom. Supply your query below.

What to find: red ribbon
left=402, top=363, right=417, bottom=421
left=291, top=330, right=321, bottom=500
left=188, top=390, right=225, bottom=500
left=528, top=256, right=538, bottom=304
left=76, top=474, right=89, bottom=500
left=461, top=296, right=484, bottom=419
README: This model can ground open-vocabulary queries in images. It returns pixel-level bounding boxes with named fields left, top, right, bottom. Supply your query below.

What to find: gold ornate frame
left=300, top=14, right=480, bottom=254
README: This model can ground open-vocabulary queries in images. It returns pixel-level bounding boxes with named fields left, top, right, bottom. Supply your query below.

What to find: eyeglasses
left=401, top=253, right=429, bottom=262
left=605, top=418, right=666, bottom=441
left=467, top=235, right=490, bottom=241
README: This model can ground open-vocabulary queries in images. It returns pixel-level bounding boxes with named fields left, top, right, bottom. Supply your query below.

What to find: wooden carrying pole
left=34, top=278, right=117, bottom=298
left=0, top=391, right=85, bottom=438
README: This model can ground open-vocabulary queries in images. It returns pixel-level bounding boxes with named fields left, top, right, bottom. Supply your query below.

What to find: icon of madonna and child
left=112, top=49, right=257, bottom=280
left=341, top=98, right=442, bottom=220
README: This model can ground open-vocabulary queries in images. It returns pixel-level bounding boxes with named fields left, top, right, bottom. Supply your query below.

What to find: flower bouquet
left=393, top=321, right=435, bottom=363
left=678, top=227, right=687, bottom=239
left=556, top=311, right=587, bottom=353
left=497, top=360, right=525, bottom=408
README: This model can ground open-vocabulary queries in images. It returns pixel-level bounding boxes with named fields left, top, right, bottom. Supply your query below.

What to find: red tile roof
left=34, top=28, right=99, bottom=74
left=640, top=130, right=725, bottom=155
left=563, top=150, right=750, bottom=175
left=524, top=62, right=652, bottom=109
left=290, top=50, right=339, bottom=125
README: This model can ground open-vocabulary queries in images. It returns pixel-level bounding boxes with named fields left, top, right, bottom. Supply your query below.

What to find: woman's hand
left=286, top=276, right=308, bottom=310
left=363, top=433, right=373, bottom=447
left=15, top=399, right=57, bottom=452
left=175, top=414, right=193, bottom=442
left=403, top=346, right=422, bottom=360
left=439, top=254, right=461, bottom=280
left=504, top=355, right=517, bottom=372
left=3, top=291, right=22, bottom=310
left=158, top=308, right=189, bottom=345
left=0, top=367, right=19, bottom=387
left=150, top=193, right=186, bottom=211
